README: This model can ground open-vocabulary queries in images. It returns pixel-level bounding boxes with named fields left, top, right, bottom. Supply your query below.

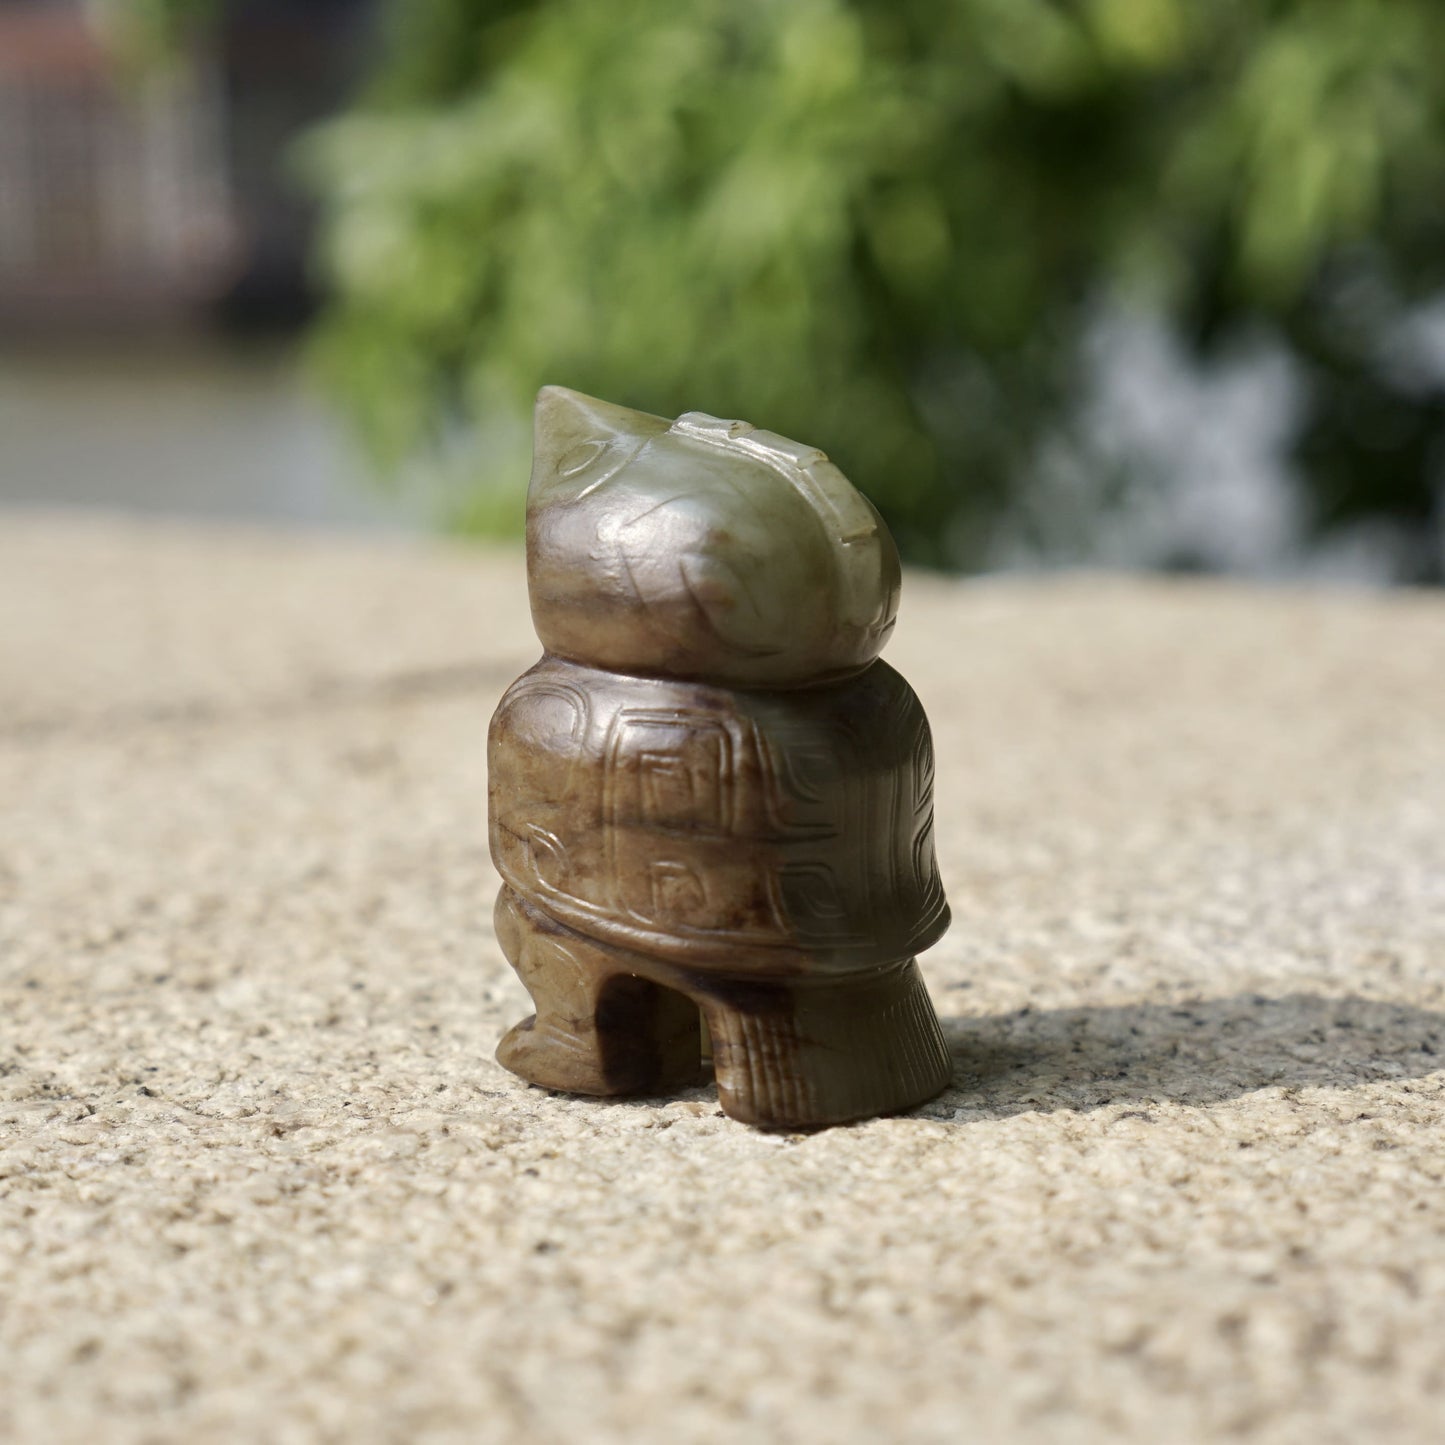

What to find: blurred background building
left=1, top=0, right=1442, bottom=577
left=0, top=1, right=231, bottom=328
left=0, top=0, right=411, bottom=528
left=0, top=0, right=373, bottom=327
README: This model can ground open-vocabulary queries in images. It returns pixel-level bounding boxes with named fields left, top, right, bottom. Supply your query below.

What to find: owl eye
left=557, top=438, right=611, bottom=477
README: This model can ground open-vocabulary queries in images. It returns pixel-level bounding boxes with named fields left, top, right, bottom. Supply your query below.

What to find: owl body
left=490, top=654, right=948, bottom=973
left=488, top=388, right=953, bottom=1127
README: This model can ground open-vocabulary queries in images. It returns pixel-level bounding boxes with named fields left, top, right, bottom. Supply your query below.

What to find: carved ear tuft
left=530, top=386, right=669, bottom=503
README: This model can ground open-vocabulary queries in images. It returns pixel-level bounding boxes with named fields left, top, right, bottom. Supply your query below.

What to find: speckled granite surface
left=2, top=514, right=1443, bottom=1444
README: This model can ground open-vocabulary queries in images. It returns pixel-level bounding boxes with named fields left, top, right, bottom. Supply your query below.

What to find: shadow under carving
left=926, top=991, right=1444, bottom=1122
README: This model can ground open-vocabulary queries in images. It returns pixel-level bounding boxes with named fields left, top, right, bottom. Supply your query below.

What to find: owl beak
left=534, top=385, right=596, bottom=443
left=532, top=386, right=670, bottom=477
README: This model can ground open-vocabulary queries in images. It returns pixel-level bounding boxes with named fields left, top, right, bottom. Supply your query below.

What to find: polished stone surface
left=494, top=389, right=945, bottom=1126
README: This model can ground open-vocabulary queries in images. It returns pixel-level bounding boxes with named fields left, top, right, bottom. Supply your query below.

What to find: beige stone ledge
left=1, top=514, right=1442, bottom=1444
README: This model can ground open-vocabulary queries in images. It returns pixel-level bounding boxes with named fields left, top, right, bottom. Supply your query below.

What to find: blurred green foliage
left=299, top=0, right=1445, bottom=575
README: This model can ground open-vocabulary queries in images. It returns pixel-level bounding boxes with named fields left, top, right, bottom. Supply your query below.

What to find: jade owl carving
left=488, top=386, right=953, bottom=1127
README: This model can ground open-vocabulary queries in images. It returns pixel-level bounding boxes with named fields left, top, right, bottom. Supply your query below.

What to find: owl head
left=524, top=386, right=902, bottom=686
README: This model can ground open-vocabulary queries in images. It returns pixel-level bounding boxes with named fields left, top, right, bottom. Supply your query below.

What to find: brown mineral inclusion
left=488, top=387, right=953, bottom=1127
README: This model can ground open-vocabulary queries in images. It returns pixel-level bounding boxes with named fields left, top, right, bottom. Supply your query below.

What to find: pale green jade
left=525, top=386, right=903, bottom=688
left=489, top=387, right=951, bottom=1127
